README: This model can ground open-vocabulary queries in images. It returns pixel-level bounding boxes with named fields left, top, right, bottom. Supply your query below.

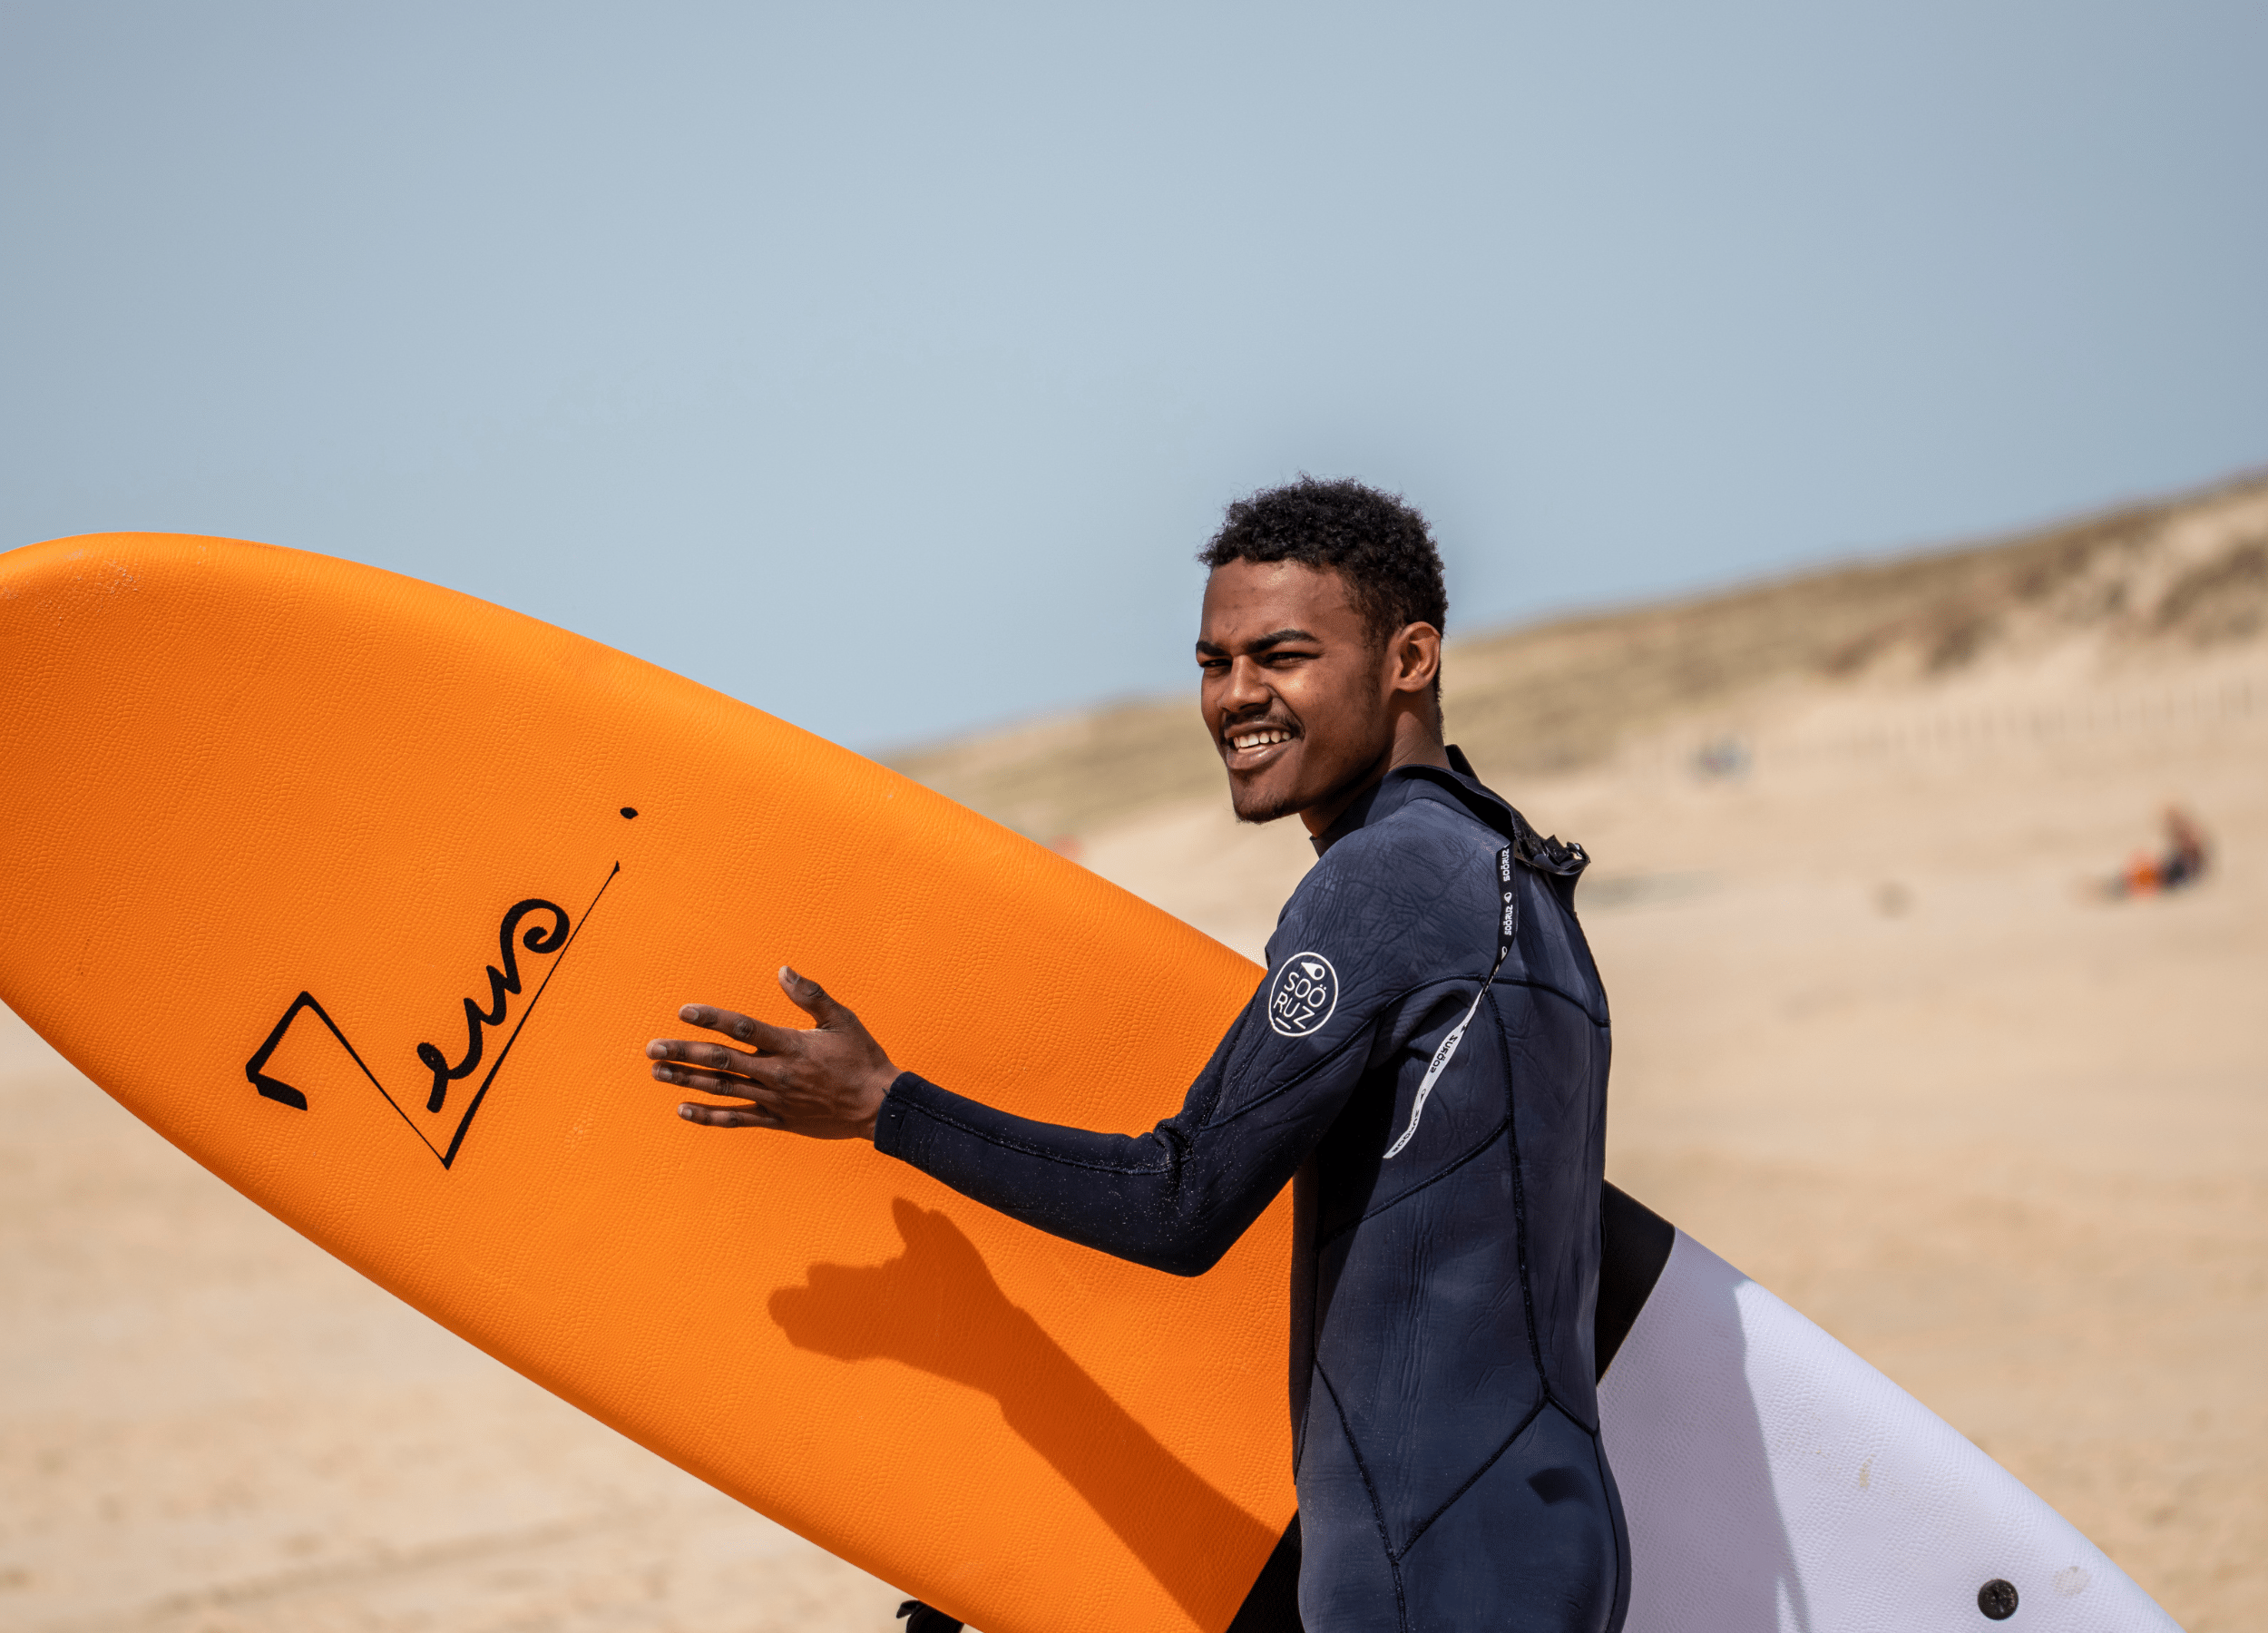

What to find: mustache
left=1218, top=716, right=1301, bottom=742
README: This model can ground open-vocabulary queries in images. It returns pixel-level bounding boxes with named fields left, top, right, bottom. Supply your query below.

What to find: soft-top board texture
left=0, top=534, right=1295, bottom=1633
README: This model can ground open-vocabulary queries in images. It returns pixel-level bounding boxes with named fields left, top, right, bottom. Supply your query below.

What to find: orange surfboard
left=0, top=533, right=1294, bottom=1633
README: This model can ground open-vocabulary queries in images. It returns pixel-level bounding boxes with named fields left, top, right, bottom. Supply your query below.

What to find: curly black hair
left=1198, top=476, right=1448, bottom=648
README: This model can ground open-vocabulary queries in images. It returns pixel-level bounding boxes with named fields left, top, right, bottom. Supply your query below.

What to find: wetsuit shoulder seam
left=1200, top=974, right=1481, bottom=1130
left=1496, top=974, right=1611, bottom=1029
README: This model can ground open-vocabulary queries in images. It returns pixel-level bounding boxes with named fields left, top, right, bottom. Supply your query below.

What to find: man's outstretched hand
left=647, top=967, right=900, bottom=1141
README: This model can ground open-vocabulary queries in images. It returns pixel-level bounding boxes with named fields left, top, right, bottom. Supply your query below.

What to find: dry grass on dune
left=889, top=468, right=2268, bottom=839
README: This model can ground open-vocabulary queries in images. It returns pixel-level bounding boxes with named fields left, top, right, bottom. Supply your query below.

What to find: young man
left=645, top=479, right=1630, bottom=1633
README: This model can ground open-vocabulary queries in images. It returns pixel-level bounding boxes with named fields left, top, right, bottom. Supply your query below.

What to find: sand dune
left=892, top=470, right=2268, bottom=839
left=1074, top=647, right=2267, bottom=1631
left=5, top=474, right=2263, bottom=1630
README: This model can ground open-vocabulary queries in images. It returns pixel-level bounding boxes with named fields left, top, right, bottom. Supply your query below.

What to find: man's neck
left=1298, top=719, right=1450, bottom=838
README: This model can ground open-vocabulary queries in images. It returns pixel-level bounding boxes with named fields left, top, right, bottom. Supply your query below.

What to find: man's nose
left=1222, top=655, right=1273, bottom=710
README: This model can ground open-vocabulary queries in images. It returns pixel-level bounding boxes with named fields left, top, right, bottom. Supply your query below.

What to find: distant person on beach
left=2105, top=805, right=2211, bottom=897
left=644, top=479, right=1630, bottom=1633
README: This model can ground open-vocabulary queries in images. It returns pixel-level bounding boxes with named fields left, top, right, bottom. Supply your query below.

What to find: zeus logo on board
left=241, top=863, right=620, bottom=1169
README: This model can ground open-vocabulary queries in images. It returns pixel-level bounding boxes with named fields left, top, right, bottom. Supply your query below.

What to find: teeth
left=1230, top=728, right=1292, bottom=750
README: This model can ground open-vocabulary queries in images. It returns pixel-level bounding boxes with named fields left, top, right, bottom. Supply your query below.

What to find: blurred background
left=3, top=3, right=2263, bottom=1629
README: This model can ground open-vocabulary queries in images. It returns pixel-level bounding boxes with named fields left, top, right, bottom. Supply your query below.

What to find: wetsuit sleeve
left=874, top=846, right=1427, bottom=1276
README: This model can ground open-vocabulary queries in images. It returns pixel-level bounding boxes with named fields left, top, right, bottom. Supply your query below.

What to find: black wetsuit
left=875, top=754, right=1629, bottom=1633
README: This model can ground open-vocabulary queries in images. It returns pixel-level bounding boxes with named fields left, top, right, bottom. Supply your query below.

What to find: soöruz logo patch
left=1267, top=952, right=1339, bottom=1037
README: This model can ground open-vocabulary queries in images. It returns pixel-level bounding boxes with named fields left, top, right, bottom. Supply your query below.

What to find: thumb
left=779, top=965, right=851, bottom=1027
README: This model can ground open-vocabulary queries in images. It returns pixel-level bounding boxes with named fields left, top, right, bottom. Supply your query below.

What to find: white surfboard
left=1598, top=1230, right=2180, bottom=1633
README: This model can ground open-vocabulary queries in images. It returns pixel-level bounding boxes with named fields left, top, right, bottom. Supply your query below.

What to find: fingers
left=676, top=1003, right=800, bottom=1055
left=650, top=1059, right=763, bottom=1096
left=647, top=1033, right=767, bottom=1078
left=677, top=1100, right=780, bottom=1129
left=779, top=965, right=851, bottom=1028
left=650, top=973, right=889, bottom=1142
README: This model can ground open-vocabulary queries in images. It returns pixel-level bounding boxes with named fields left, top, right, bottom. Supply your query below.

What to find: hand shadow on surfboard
left=770, top=1198, right=1278, bottom=1620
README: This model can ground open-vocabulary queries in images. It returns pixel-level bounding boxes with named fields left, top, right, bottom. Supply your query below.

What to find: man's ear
left=1388, top=622, right=1442, bottom=694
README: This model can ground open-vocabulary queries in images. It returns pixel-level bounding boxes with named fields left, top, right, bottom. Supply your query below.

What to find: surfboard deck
left=0, top=533, right=1295, bottom=1633
left=2, top=534, right=2184, bottom=1632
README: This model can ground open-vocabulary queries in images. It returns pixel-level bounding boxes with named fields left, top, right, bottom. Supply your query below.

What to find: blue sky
left=5, top=2, right=2263, bottom=750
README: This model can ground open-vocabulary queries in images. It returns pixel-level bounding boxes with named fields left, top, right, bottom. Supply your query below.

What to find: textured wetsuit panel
left=1389, top=1404, right=1628, bottom=1633
left=875, top=764, right=1627, bottom=1633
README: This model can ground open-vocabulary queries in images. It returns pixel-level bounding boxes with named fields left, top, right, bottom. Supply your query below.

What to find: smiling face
left=1198, top=558, right=1441, bottom=830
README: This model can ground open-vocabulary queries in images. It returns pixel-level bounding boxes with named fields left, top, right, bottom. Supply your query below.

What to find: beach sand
left=5, top=643, right=2262, bottom=1631
left=1075, top=648, right=2268, bottom=1631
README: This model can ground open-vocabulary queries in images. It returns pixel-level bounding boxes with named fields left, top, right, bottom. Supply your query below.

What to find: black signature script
left=415, top=898, right=570, bottom=1113
left=242, top=865, right=617, bottom=1169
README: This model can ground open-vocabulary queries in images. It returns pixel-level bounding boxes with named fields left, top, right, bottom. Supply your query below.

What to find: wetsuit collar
left=1309, top=746, right=1589, bottom=877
